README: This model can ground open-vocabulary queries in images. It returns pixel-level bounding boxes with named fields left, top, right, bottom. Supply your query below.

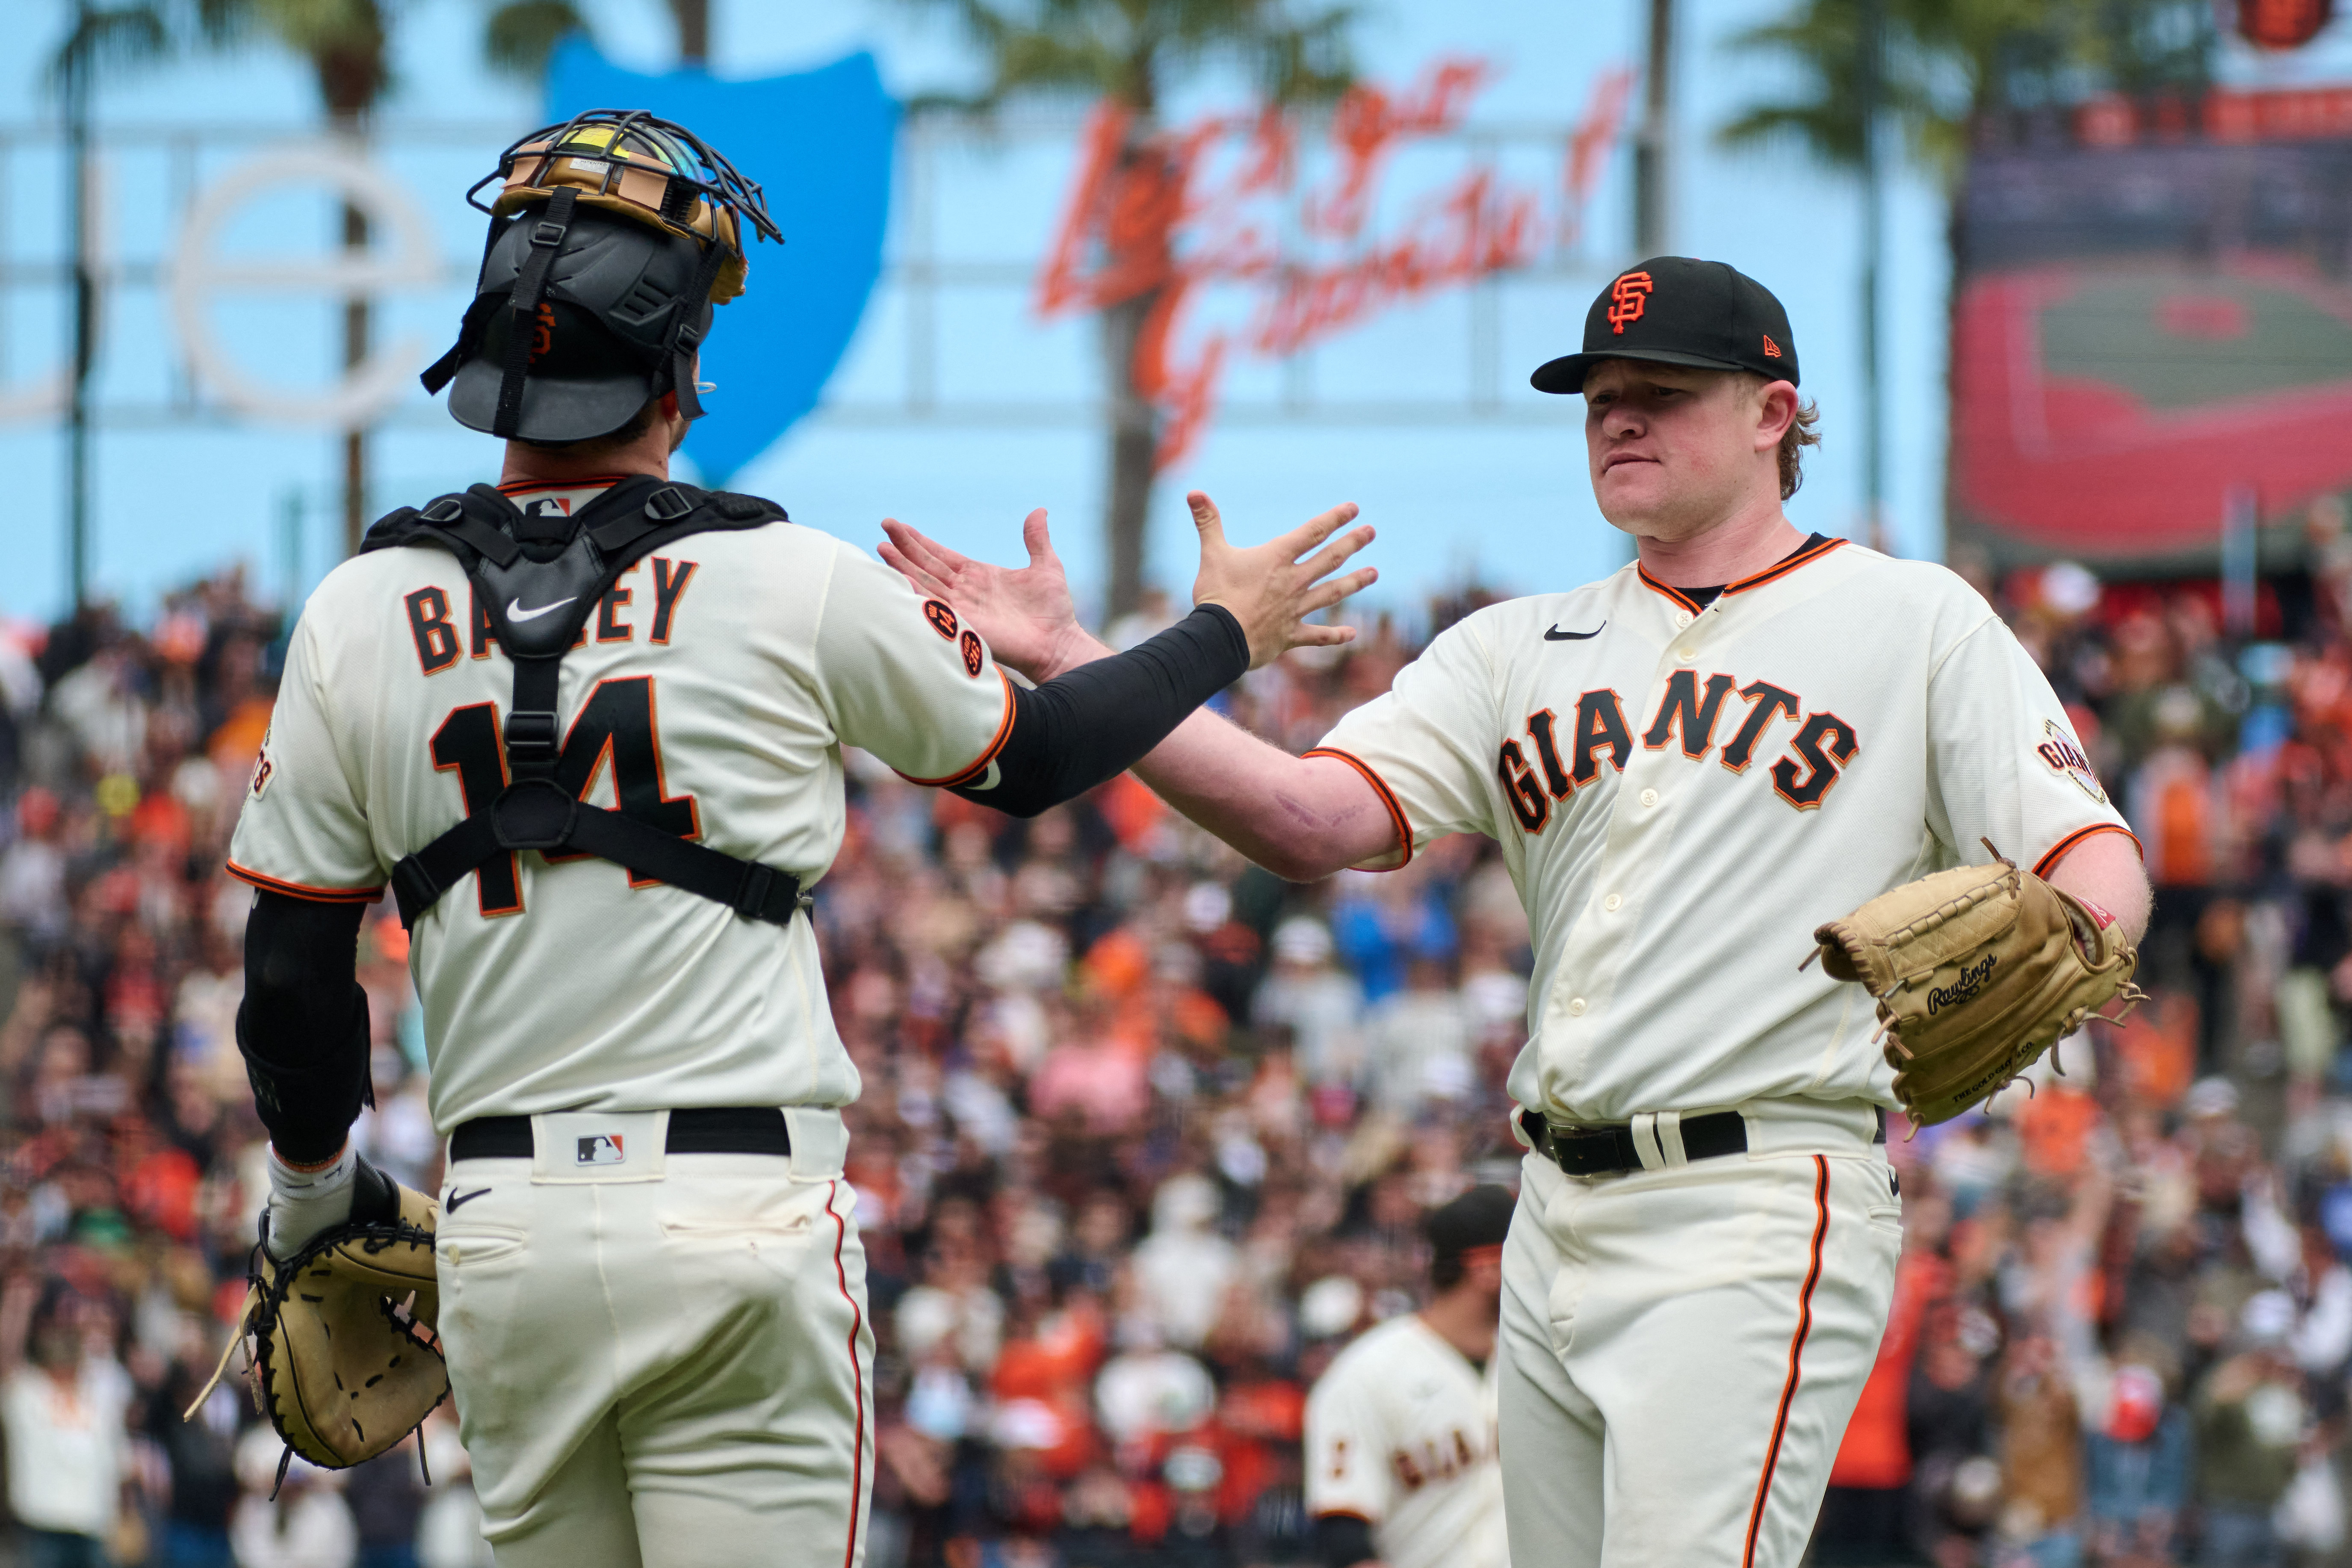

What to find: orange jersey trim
left=495, top=475, right=625, bottom=496
left=2032, top=821, right=2143, bottom=880
left=226, top=861, right=385, bottom=905
left=1723, top=535, right=1847, bottom=598
left=1635, top=565, right=1704, bottom=615
left=1637, top=536, right=1848, bottom=615
left=893, top=670, right=1017, bottom=788
left=1301, top=747, right=1415, bottom=871
left=1743, top=1155, right=1830, bottom=1567
left=827, top=1180, right=869, bottom=1568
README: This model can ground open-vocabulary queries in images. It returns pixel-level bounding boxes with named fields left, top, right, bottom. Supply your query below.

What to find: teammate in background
left=221, top=112, right=1372, bottom=1568
left=881, top=256, right=2153, bottom=1565
left=1305, top=1186, right=1513, bottom=1568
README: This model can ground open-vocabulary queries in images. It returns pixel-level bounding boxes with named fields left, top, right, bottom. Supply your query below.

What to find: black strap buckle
left=505, top=709, right=560, bottom=775
left=643, top=486, right=692, bottom=523
left=390, top=859, right=441, bottom=929
left=421, top=496, right=464, bottom=523
left=531, top=219, right=567, bottom=246
left=734, top=862, right=774, bottom=918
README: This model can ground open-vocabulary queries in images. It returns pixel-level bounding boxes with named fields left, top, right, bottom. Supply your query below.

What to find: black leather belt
left=1519, top=1106, right=1886, bottom=1177
left=1520, top=1108, right=1747, bottom=1177
left=449, top=1106, right=792, bottom=1162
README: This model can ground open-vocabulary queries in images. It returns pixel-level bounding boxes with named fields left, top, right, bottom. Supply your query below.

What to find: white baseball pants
left=434, top=1109, right=873, bottom=1568
left=1498, top=1098, right=1900, bottom=1568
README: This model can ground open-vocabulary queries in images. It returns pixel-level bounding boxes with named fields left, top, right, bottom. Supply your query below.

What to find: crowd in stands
left=4, top=514, right=2352, bottom=1566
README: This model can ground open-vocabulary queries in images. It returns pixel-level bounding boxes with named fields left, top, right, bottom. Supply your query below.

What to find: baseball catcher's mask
left=423, top=109, right=782, bottom=445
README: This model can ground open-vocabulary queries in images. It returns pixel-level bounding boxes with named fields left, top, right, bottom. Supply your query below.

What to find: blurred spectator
left=145, top=1337, right=241, bottom=1568
left=2083, top=1359, right=2190, bottom=1566
left=229, top=1423, right=355, bottom=1568
left=2192, top=1293, right=2306, bottom=1567
left=1, top=1276, right=132, bottom=1568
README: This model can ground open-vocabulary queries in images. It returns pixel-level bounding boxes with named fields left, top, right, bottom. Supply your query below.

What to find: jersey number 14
left=428, top=676, right=700, bottom=918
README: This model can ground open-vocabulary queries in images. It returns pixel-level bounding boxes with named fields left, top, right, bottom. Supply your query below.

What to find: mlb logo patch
left=576, top=1134, right=626, bottom=1166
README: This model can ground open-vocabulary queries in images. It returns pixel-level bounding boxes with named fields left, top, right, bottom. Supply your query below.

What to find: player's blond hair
left=1742, top=372, right=1821, bottom=502
left=1779, top=398, right=1821, bottom=501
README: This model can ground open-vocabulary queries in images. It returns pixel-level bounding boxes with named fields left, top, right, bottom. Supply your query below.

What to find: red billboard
left=1949, top=94, right=2352, bottom=566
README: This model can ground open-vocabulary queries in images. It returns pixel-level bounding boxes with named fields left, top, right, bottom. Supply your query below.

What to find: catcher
left=215, top=110, right=1374, bottom=1566
left=878, top=254, right=2151, bottom=1566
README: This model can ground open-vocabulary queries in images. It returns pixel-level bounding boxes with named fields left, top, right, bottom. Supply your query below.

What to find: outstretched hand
left=881, top=492, right=1377, bottom=680
left=880, top=509, right=1087, bottom=682
left=1188, top=491, right=1376, bottom=670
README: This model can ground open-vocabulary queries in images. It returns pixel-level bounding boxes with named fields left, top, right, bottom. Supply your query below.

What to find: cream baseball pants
left=434, top=1109, right=873, bottom=1568
left=1498, top=1098, right=1900, bottom=1568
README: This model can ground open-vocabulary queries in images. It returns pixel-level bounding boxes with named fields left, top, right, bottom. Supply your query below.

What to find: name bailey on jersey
left=400, top=554, right=702, bottom=673
left=1495, top=665, right=1860, bottom=833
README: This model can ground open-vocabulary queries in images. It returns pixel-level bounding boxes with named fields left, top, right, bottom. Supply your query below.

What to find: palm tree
left=484, top=0, right=708, bottom=75
left=1721, top=0, right=2213, bottom=177
left=1720, top=0, right=2214, bottom=540
left=253, top=0, right=400, bottom=557
left=54, top=0, right=402, bottom=555
left=904, top=0, right=1357, bottom=621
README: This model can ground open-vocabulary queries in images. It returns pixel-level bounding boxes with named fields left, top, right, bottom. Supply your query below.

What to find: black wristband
left=951, top=605, right=1250, bottom=817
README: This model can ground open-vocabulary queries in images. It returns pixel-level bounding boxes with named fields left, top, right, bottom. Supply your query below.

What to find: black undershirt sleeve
left=238, top=890, right=372, bottom=1164
left=950, top=604, right=1249, bottom=818
left=1312, top=1512, right=1380, bottom=1568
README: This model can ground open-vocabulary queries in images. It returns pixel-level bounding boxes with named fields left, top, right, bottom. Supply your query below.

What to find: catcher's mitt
left=190, top=1160, right=446, bottom=1476
left=1805, top=841, right=2145, bottom=1129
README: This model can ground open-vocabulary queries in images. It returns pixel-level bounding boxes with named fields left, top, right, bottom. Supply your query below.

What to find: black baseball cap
left=1531, top=256, right=1799, bottom=395
left=1427, top=1184, right=1516, bottom=1272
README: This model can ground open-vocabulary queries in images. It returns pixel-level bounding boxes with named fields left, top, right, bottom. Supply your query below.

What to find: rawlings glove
left=1805, top=841, right=2145, bottom=1129
left=190, top=1156, right=446, bottom=1474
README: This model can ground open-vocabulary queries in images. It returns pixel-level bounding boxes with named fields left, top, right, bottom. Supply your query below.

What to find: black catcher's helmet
left=422, top=109, right=782, bottom=445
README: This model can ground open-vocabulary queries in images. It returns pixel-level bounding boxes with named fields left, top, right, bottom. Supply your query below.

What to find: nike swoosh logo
left=1544, top=621, right=1604, bottom=641
left=444, top=1187, right=492, bottom=1212
left=506, top=596, right=576, bottom=623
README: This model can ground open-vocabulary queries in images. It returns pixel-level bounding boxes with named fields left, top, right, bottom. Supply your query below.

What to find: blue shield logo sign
left=546, top=40, right=896, bottom=485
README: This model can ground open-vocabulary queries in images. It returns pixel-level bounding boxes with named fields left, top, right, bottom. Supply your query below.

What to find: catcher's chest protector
left=361, top=475, right=808, bottom=931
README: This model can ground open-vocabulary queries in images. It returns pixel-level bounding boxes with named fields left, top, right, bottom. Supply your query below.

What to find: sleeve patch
left=249, top=726, right=276, bottom=799
left=2036, top=719, right=2108, bottom=805
left=924, top=599, right=960, bottom=641
left=960, top=629, right=985, bottom=677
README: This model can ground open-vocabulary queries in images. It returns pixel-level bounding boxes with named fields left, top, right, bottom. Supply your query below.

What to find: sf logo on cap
left=1607, top=271, right=1654, bottom=335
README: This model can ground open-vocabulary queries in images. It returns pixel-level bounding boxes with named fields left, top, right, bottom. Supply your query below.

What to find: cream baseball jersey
left=1310, top=540, right=2133, bottom=1124
left=228, top=480, right=1014, bottom=1129
left=1306, top=1314, right=1507, bottom=1568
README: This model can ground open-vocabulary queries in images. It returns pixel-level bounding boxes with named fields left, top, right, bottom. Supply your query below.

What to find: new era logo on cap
left=577, top=1134, right=626, bottom=1165
left=1530, top=256, right=1799, bottom=395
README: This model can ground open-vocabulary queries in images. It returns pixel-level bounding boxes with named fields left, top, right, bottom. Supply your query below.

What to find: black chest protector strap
left=361, top=476, right=805, bottom=933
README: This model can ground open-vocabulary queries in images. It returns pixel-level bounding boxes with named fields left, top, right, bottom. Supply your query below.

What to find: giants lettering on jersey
left=405, top=558, right=700, bottom=674
left=1496, top=667, right=1861, bottom=830
left=1389, top=1426, right=1491, bottom=1491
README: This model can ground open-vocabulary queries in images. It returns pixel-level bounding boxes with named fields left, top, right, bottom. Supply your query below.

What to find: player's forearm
left=2041, top=829, right=2152, bottom=945
left=951, top=607, right=1248, bottom=817
left=1035, top=629, right=1398, bottom=880
left=1135, top=709, right=1397, bottom=880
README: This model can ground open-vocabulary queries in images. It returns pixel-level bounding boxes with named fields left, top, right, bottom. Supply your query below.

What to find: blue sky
left=3, top=0, right=2349, bottom=627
